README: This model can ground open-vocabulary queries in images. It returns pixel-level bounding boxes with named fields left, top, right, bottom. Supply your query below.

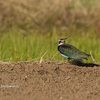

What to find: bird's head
left=55, top=36, right=71, bottom=46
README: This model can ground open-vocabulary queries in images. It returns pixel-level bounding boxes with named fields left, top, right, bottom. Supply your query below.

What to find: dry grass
left=0, top=0, right=100, bottom=35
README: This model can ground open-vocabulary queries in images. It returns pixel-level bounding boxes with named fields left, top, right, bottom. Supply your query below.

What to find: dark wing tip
left=86, top=54, right=91, bottom=57
left=86, top=58, right=88, bottom=60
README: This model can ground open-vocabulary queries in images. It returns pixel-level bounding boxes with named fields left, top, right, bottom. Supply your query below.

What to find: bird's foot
left=67, top=59, right=71, bottom=66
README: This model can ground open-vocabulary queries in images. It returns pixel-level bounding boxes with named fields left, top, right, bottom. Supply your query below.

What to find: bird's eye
left=59, top=41, right=61, bottom=44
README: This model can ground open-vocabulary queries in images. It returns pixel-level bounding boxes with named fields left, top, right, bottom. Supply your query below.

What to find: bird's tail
left=79, top=53, right=90, bottom=60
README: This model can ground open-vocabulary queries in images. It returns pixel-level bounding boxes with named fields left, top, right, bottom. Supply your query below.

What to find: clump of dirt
left=0, top=61, right=100, bottom=100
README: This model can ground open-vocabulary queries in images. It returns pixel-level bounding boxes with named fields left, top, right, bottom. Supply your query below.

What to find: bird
left=55, top=36, right=90, bottom=62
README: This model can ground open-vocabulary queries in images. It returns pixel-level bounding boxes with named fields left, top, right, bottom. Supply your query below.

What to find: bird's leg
left=68, top=58, right=70, bottom=63
left=67, top=58, right=70, bottom=66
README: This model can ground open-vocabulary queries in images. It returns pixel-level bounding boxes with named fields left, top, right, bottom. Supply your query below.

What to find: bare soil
left=0, top=61, right=100, bottom=100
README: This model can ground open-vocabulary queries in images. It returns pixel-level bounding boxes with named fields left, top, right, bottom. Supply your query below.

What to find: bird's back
left=58, top=44, right=90, bottom=60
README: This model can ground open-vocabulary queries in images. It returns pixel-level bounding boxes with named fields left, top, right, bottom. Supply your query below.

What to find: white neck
left=58, top=43, right=64, bottom=46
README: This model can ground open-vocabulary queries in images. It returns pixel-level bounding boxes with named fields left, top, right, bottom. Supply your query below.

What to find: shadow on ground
left=72, top=62, right=100, bottom=67
left=71, top=61, right=100, bottom=67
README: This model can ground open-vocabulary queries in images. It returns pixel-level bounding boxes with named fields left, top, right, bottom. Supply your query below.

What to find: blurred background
left=0, top=0, right=100, bottom=62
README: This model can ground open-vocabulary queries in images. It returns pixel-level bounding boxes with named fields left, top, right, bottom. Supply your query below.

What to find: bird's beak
left=64, top=35, right=71, bottom=40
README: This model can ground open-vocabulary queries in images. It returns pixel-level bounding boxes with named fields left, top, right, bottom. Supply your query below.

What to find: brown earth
left=0, top=61, right=100, bottom=100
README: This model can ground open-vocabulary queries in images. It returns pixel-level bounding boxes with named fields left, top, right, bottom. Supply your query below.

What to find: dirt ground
left=0, top=61, right=100, bottom=100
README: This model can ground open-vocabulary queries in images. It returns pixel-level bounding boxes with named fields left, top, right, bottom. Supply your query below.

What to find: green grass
left=0, top=30, right=99, bottom=63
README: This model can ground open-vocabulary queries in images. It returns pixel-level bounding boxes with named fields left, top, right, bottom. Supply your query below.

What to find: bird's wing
left=59, top=44, right=90, bottom=60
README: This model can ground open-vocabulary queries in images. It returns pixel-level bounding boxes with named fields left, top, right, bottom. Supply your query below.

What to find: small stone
left=11, top=64, right=14, bottom=66
left=60, top=97, right=62, bottom=99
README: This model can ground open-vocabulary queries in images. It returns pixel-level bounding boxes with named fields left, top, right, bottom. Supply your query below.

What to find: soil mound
left=0, top=61, right=100, bottom=100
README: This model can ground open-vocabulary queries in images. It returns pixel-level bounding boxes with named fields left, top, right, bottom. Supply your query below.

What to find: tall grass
left=0, top=30, right=99, bottom=63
